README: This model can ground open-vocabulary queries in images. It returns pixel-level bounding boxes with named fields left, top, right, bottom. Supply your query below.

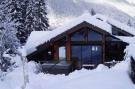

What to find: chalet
left=25, top=13, right=135, bottom=74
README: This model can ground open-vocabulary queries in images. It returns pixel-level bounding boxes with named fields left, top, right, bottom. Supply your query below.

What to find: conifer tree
left=0, top=0, right=20, bottom=71
left=8, top=0, right=49, bottom=44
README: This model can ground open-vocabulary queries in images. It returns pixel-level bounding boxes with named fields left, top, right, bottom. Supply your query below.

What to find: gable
left=51, top=21, right=110, bottom=43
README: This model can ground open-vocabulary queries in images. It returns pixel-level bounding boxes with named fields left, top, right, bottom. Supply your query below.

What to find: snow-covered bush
left=27, top=61, right=42, bottom=74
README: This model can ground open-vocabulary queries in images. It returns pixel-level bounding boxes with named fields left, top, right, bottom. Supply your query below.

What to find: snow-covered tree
left=0, top=1, right=20, bottom=71
left=0, top=22, right=20, bottom=71
left=27, top=0, right=49, bottom=31
left=8, top=0, right=49, bottom=44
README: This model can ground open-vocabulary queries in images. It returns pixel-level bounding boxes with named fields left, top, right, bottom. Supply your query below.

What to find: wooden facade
left=27, top=21, right=132, bottom=68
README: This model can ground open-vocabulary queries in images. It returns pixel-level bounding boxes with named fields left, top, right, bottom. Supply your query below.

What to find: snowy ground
left=0, top=60, right=135, bottom=89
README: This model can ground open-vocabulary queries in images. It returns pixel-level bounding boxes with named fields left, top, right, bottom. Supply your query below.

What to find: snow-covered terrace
left=25, top=13, right=135, bottom=55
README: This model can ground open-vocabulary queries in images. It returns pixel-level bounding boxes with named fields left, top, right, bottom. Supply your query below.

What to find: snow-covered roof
left=25, top=13, right=135, bottom=55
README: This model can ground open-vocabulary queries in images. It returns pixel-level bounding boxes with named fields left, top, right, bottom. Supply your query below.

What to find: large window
left=82, top=46, right=92, bottom=64
left=71, top=46, right=82, bottom=62
left=91, top=46, right=102, bottom=64
left=71, top=28, right=103, bottom=41
left=71, top=45, right=102, bottom=65
left=71, top=28, right=87, bottom=41
left=88, top=30, right=102, bottom=41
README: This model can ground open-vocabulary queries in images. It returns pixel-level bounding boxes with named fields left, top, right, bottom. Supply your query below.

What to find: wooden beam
left=102, top=34, right=106, bottom=63
left=66, top=41, right=71, bottom=61
left=66, top=36, right=71, bottom=61
left=53, top=44, right=59, bottom=61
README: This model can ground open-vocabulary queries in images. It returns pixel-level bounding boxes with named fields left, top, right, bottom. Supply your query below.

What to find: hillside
left=47, top=0, right=135, bottom=28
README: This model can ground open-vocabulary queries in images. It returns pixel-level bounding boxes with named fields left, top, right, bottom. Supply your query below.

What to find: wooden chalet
left=25, top=14, right=134, bottom=74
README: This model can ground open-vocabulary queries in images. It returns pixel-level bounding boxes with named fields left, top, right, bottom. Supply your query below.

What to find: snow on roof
left=25, top=31, right=51, bottom=55
left=25, top=13, right=135, bottom=55
left=107, top=18, right=135, bottom=35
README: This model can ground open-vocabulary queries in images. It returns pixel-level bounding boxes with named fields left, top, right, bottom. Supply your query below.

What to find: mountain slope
left=47, top=0, right=135, bottom=28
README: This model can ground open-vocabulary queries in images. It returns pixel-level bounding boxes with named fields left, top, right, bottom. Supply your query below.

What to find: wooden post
left=65, top=36, right=71, bottom=62
left=66, top=41, right=71, bottom=61
left=53, top=44, right=59, bottom=61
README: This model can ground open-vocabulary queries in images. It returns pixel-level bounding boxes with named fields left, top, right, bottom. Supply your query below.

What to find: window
left=71, top=28, right=87, bottom=41
left=71, top=45, right=102, bottom=65
left=71, top=46, right=82, bottom=62
left=82, top=46, right=92, bottom=64
left=88, top=30, right=102, bottom=41
left=91, top=46, right=102, bottom=64
left=59, top=46, right=66, bottom=61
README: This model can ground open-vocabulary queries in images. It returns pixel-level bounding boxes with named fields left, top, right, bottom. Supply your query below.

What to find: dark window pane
left=71, top=45, right=102, bottom=65
left=71, top=29, right=87, bottom=41
left=71, top=46, right=81, bottom=62
left=82, top=46, right=91, bottom=64
left=88, top=30, right=102, bottom=41
left=91, top=45, right=102, bottom=64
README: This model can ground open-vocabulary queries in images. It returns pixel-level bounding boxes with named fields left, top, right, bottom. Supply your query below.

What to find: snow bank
left=112, top=60, right=130, bottom=72
left=95, top=64, right=109, bottom=71
left=0, top=60, right=135, bottom=89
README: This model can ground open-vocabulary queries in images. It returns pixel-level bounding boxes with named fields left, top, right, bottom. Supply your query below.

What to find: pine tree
left=27, top=0, right=49, bottom=31
left=0, top=0, right=20, bottom=71
left=8, top=0, right=49, bottom=44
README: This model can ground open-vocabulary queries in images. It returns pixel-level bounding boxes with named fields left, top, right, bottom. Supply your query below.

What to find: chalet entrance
left=71, top=45, right=102, bottom=66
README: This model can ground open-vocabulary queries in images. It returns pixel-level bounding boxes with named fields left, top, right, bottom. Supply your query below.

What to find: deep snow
left=0, top=60, right=135, bottom=89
